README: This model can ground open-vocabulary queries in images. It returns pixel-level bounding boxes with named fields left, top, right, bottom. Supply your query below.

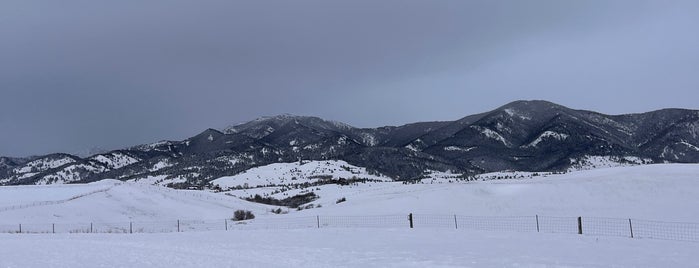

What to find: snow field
left=1, top=229, right=698, bottom=268
left=212, top=160, right=391, bottom=189
left=0, top=181, right=276, bottom=225
left=2, top=164, right=699, bottom=266
left=228, top=164, right=699, bottom=223
left=2, top=164, right=699, bottom=226
left=0, top=180, right=116, bottom=207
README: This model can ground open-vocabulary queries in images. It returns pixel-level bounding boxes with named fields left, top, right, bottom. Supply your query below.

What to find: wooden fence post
left=19, top=224, right=22, bottom=234
left=408, top=213, right=413, bottom=229
left=317, top=216, right=320, bottom=229
left=536, top=215, right=540, bottom=233
left=178, top=220, right=180, bottom=232
left=454, top=215, right=458, bottom=229
left=52, top=223, right=55, bottom=234
left=130, top=222, right=133, bottom=234
left=577, top=217, right=583, bottom=235
left=91, top=223, right=93, bottom=233
left=225, top=219, right=228, bottom=231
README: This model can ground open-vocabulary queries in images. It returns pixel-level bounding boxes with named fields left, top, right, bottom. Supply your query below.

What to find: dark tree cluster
left=244, top=192, right=319, bottom=208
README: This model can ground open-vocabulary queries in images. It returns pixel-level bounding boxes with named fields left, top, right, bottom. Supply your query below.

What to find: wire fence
left=2, top=214, right=698, bottom=242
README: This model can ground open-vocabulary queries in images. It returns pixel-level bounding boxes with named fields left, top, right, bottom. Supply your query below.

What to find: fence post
left=629, top=219, right=634, bottom=238
left=19, top=224, right=22, bottom=234
left=408, top=213, right=413, bottom=229
left=317, top=216, right=320, bottom=229
left=536, top=215, right=540, bottom=233
left=577, top=217, right=583, bottom=235
left=454, top=215, right=458, bottom=229
left=91, top=223, right=93, bottom=233
left=130, top=222, right=133, bottom=234
left=52, top=223, right=55, bottom=234
left=225, top=219, right=228, bottom=231
left=178, top=220, right=180, bottom=232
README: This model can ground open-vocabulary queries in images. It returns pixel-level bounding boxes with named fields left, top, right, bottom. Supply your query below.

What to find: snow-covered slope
left=568, top=155, right=653, bottom=171
left=15, top=156, right=76, bottom=174
left=3, top=164, right=699, bottom=267
left=212, top=160, right=391, bottom=189
left=33, top=163, right=108, bottom=185
left=0, top=180, right=274, bottom=224
left=2, top=164, right=699, bottom=224
left=89, top=152, right=140, bottom=169
left=226, top=164, right=699, bottom=222
left=0, top=155, right=78, bottom=184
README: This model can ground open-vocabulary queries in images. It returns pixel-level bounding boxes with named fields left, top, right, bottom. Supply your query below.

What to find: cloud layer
left=1, top=0, right=698, bottom=156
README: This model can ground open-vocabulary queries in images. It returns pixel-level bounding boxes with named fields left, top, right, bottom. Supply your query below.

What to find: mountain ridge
left=2, top=100, right=698, bottom=188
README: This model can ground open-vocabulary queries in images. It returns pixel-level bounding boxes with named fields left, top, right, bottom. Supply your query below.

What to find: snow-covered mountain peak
left=224, top=114, right=357, bottom=137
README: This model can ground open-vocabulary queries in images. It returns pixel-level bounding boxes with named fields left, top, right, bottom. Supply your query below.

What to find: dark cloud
left=1, top=0, right=698, bottom=156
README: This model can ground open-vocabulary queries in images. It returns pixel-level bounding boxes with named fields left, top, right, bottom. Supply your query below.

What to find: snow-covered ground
left=212, top=160, right=391, bottom=189
left=1, top=229, right=698, bottom=268
left=229, top=164, right=699, bottom=222
left=3, top=164, right=699, bottom=223
left=0, top=180, right=275, bottom=224
left=2, top=164, right=699, bottom=266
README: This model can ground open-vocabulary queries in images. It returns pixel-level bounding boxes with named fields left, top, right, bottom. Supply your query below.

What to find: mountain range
left=2, top=100, right=698, bottom=188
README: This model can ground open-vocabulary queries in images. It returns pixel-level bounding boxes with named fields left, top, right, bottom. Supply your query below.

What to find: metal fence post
left=91, top=223, right=93, bottom=233
left=225, top=219, right=228, bottom=231
left=178, top=220, right=180, bottom=232
left=454, top=215, right=458, bottom=229
left=317, top=216, right=320, bottom=229
left=130, top=222, right=133, bottom=234
left=536, top=215, right=540, bottom=233
left=19, top=224, right=22, bottom=234
left=408, top=213, right=413, bottom=229
left=52, top=223, right=55, bottom=234
left=629, top=219, right=634, bottom=238
left=577, top=217, right=583, bottom=235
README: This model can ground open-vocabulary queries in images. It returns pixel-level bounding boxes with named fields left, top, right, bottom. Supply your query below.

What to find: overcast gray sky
left=1, top=0, right=698, bottom=157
